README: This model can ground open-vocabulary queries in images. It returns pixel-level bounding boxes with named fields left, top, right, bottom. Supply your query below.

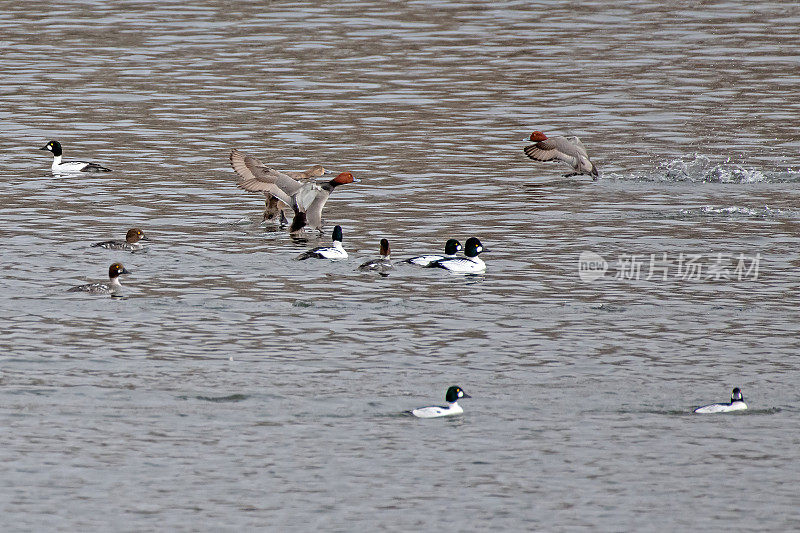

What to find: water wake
left=607, top=155, right=799, bottom=183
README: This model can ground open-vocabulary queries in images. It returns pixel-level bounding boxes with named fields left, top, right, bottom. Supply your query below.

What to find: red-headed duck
left=230, top=149, right=356, bottom=233
left=265, top=165, right=330, bottom=224
left=523, top=131, right=598, bottom=179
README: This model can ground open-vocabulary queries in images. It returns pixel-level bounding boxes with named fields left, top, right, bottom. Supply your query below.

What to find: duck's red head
left=332, top=172, right=355, bottom=185
left=529, top=131, right=548, bottom=142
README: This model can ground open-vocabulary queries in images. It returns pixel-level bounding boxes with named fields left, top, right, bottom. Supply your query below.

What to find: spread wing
left=523, top=136, right=581, bottom=167
left=230, top=149, right=302, bottom=205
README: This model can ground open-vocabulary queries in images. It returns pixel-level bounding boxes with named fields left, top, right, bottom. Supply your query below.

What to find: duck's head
left=331, top=172, right=358, bottom=185
left=379, top=238, right=390, bottom=257
left=40, top=140, right=62, bottom=156
left=331, top=225, right=343, bottom=243
left=307, top=164, right=329, bottom=177
left=731, top=387, right=744, bottom=402
left=446, top=386, right=471, bottom=403
left=108, top=262, right=131, bottom=279
left=444, top=239, right=462, bottom=255
left=125, top=228, right=149, bottom=244
left=529, top=131, right=548, bottom=142
left=463, top=237, right=487, bottom=258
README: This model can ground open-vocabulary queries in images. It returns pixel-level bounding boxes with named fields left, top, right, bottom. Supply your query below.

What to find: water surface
left=1, top=1, right=800, bottom=530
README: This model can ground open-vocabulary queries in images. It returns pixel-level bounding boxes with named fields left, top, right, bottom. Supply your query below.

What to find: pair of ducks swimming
left=299, top=228, right=488, bottom=275
left=414, top=386, right=747, bottom=419
left=67, top=229, right=150, bottom=294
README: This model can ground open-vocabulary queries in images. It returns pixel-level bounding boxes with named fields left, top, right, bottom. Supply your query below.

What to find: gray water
left=2, top=1, right=800, bottom=531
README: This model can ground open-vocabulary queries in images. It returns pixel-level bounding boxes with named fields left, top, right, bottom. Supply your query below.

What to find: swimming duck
left=694, top=387, right=747, bottom=414
left=40, top=140, right=112, bottom=173
left=523, top=131, right=598, bottom=179
left=91, top=228, right=149, bottom=251
left=412, top=386, right=471, bottom=418
left=296, top=225, right=347, bottom=260
left=68, top=263, right=130, bottom=294
left=403, top=239, right=462, bottom=267
left=430, top=237, right=487, bottom=274
left=358, top=238, right=393, bottom=275
left=230, top=149, right=356, bottom=233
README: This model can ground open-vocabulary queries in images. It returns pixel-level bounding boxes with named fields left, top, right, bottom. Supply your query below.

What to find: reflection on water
left=1, top=1, right=800, bottom=531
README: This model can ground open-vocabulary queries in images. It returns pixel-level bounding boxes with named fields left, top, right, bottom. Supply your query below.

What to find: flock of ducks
left=39, top=137, right=745, bottom=417
left=228, top=146, right=492, bottom=274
